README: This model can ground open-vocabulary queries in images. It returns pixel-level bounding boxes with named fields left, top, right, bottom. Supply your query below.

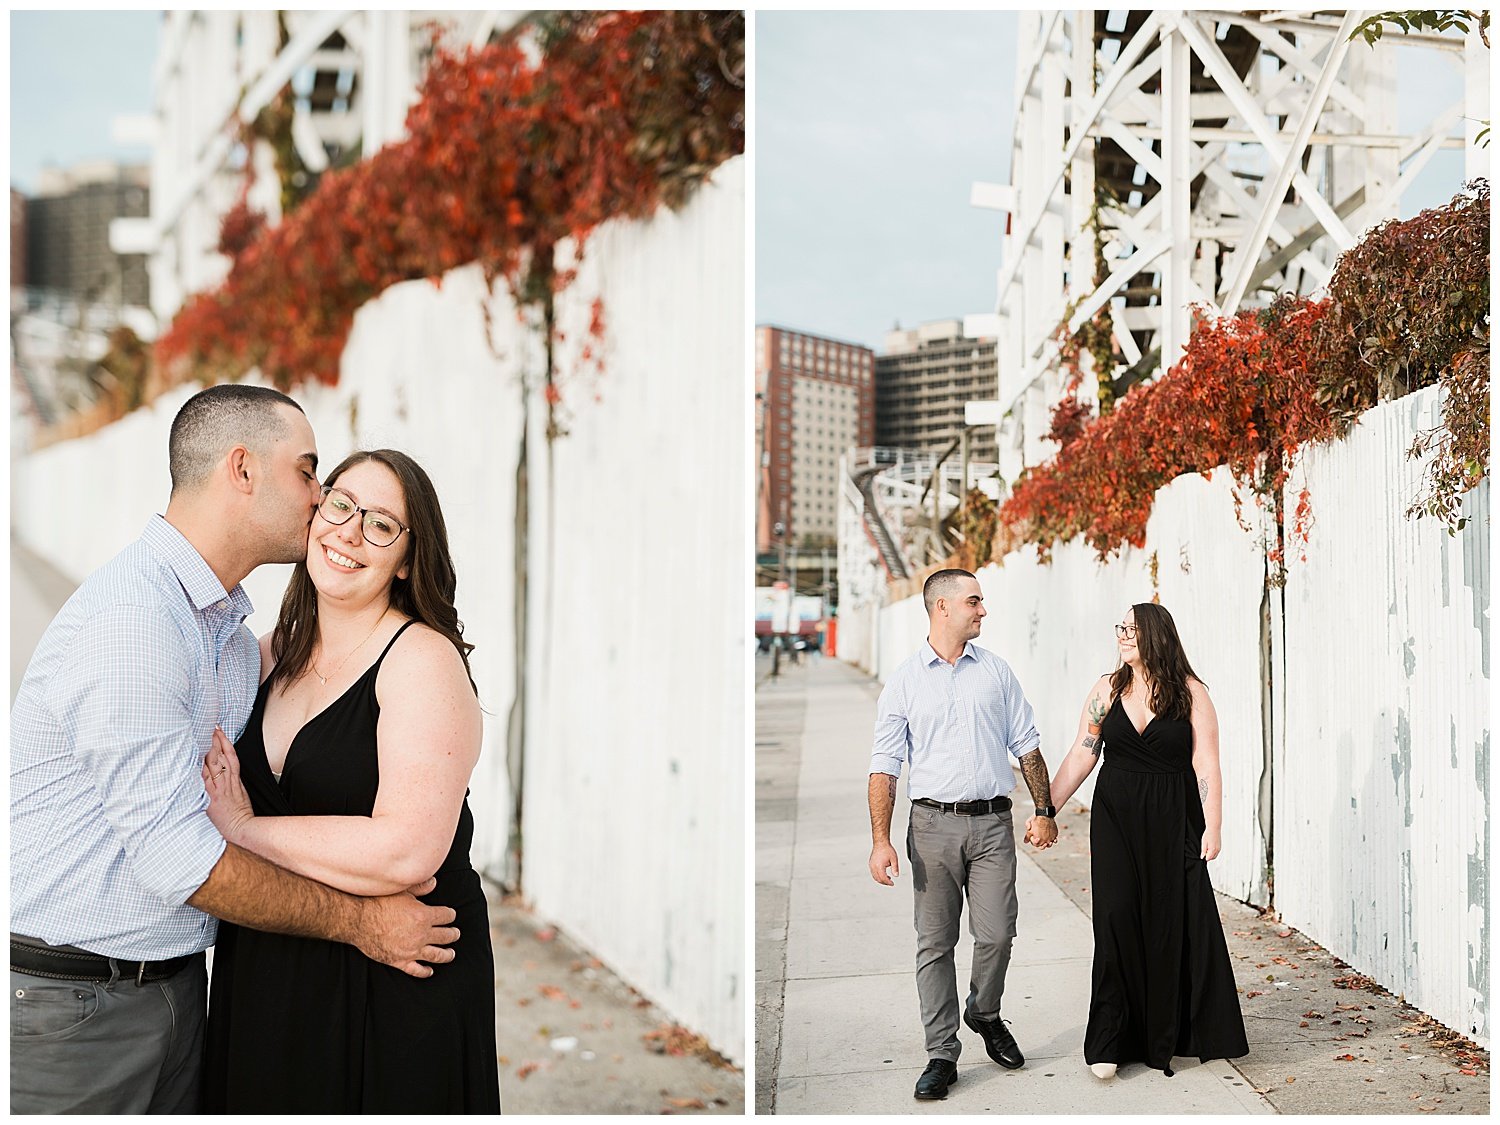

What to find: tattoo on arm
left=1198, top=777, right=1208, bottom=805
left=1082, top=734, right=1100, bottom=755
left=1019, top=749, right=1053, bottom=809
left=1087, top=697, right=1107, bottom=726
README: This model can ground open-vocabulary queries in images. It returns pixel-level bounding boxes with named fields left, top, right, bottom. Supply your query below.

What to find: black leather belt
left=10, top=936, right=201, bottom=986
left=912, top=795, right=1012, bottom=816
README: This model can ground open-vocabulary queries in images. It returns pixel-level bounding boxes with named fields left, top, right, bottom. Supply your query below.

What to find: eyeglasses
left=318, top=486, right=409, bottom=548
left=1114, top=624, right=1138, bottom=639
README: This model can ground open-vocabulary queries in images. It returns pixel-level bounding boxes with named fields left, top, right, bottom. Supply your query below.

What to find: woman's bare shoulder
left=379, top=621, right=471, bottom=688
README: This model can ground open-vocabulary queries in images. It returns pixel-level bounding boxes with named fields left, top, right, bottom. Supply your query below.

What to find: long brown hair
left=267, top=449, right=476, bottom=695
left=1109, top=601, right=1201, bottom=721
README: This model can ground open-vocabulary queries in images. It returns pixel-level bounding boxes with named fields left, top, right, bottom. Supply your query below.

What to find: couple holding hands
left=867, top=568, right=1248, bottom=1100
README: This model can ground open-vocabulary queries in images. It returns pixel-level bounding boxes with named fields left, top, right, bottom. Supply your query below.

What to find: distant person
left=10, top=386, right=459, bottom=1114
left=1045, top=603, right=1248, bottom=1078
left=200, top=449, right=500, bottom=1112
left=866, top=568, right=1058, bottom=1100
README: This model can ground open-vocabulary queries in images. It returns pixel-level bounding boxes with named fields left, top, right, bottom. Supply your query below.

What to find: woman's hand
left=203, top=727, right=255, bottom=844
left=1200, top=827, right=1222, bottom=862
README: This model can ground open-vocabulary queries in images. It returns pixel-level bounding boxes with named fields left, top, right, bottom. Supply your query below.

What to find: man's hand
left=869, top=841, right=900, bottom=886
left=1024, top=815, right=1058, bottom=849
left=355, top=879, right=461, bottom=978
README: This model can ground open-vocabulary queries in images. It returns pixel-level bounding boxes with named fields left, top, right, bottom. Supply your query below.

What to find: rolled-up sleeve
left=54, top=605, right=227, bottom=905
left=1002, top=664, right=1041, bottom=762
left=870, top=676, right=910, bottom=777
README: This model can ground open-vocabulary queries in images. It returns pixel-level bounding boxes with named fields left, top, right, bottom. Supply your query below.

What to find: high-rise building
left=875, top=319, right=998, bottom=463
left=24, top=161, right=150, bottom=309
left=756, top=325, right=875, bottom=553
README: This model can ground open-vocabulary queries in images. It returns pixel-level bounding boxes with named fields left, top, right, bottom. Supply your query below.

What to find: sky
left=8, top=9, right=1475, bottom=352
left=10, top=11, right=161, bottom=193
left=755, top=11, right=1473, bottom=354
left=755, top=11, right=1020, bottom=352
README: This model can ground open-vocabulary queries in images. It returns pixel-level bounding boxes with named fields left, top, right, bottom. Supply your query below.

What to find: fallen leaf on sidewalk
left=1303, top=1010, right=1325, bottom=1019
left=1246, top=990, right=1265, bottom=999
left=665, top=1097, right=707, bottom=1109
left=1334, top=1053, right=1357, bottom=1061
left=516, top=1061, right=542, bottom=1079
left=1285, top=1076, right=1295, bottom=1083
left=1299, top=1021, right=1309, bottom=1028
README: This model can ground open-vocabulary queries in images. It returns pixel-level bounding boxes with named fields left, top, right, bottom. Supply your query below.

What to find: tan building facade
left=756, top=325, right=875, bottom=553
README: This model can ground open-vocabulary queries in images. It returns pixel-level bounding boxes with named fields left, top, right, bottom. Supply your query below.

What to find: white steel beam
left=991, top=11, right=1167, bottom=314
left=1160, top=24, right=1193, bottom=366
left=1216, top=8, right=1363, bottom=313
left=1175, top=14, right=1357, bottom=252
left=155, top=9, right=356, bottom=240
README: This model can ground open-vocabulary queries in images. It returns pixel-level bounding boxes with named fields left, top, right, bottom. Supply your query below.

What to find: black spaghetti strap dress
left=1084, top=695, right=1248, bottom=1074
left=202, top=622, right=501, bottom=1112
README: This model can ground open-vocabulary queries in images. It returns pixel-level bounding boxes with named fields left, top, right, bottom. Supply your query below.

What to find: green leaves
left=1351, top=9, right=1490, bottom=47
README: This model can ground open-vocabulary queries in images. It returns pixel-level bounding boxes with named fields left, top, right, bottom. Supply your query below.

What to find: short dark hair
left=168, top=384, right=304, bottom=493
left=923, top=568, right=976, bottom=616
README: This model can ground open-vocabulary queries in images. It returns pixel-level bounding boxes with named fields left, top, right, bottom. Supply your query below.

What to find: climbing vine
left=156, top=11, right=744, bottom=400
left=998, top=180, right=1489, bottom=563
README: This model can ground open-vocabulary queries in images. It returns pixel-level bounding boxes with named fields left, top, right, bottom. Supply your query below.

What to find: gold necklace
left=311, top=611, right=387, bottom=686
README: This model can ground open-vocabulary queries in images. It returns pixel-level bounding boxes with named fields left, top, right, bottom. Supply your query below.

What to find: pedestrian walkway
left=756, top=656, right=1270, bottom=1114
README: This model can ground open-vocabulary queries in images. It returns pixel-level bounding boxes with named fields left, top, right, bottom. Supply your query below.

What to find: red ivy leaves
left=1001, top=181, right=1490, bottom=561
left=1000, top=296, right=1335, bottom=561
left=157, top=11, right=744, bottom=392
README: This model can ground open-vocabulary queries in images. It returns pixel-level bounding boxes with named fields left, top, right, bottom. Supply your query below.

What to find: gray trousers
left=10, top=956, right=207, bottom=1114
left=906, top=803, right=1019, bottom=1061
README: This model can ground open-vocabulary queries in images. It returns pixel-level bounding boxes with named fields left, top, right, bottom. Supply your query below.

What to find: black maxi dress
left=202, top=623, right=501, bottom=1113
left=1084, top=695, right=1249, bottom=1074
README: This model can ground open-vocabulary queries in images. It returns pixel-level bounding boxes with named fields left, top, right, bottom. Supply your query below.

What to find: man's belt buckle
left=952, top=800, right=982, bottom=816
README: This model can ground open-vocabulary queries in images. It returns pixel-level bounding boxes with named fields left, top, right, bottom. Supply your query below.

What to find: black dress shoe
left=964, top=1008, right=1024, bottom=1069
left=913, top=1058, right=958, bottom=1100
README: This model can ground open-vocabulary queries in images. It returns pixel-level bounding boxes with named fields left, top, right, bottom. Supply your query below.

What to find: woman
left=1047, top=602, right=1248, bottom=1079
left=199, top=449, right=501, bottom=1113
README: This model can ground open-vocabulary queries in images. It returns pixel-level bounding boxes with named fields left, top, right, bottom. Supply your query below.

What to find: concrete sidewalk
left=756, top=656, right=1271, bottom=1115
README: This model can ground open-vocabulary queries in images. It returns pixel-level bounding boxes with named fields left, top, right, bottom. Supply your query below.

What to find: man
left=11, top=385, right=460, bottom=1113
left=867, top=567, right=1058, bottom=1101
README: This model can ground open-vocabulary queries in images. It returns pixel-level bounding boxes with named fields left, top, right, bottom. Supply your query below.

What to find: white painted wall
left=853, top=383, right=1488, bottom=1043
left=10, top=158, right=746, bottom=1063
left=520, top=158, right=747, bottom=1062
left=1277, top=389, right=1489, bottom=1046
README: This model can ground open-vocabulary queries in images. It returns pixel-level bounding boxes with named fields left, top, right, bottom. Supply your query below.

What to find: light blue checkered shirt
left=870, top=640, right=1041, bottom=803
left=11, top=516, right=259, bottom=959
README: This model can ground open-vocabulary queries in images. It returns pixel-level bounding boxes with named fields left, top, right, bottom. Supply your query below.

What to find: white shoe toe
left=1090, top=1062, right=1118, bottom=1079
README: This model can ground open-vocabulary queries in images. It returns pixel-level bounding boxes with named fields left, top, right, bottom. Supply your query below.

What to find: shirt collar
left=921, top=639, right=978, bottom=667
left=141, top=515, right=255, bottom=617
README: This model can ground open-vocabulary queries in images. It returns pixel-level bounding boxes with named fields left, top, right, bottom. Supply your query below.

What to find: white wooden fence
left=848, top=384, right=1488, bottom=1045
left=10, top=157, right=747, bottom=1062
